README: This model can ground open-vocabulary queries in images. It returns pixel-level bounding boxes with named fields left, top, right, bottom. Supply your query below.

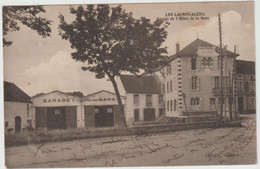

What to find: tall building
left=164, top=39, right=238, bottom=120
left=236, top=60, right=255, bottom=114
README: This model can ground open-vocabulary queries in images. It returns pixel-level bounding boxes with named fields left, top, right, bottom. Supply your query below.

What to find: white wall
left=125, top=93, right=164, bottom=126
left=4, top=101, right=32, bottom=132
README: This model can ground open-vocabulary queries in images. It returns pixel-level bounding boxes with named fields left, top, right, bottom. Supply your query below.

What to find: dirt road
left=5, top=114, right=256, bottom=168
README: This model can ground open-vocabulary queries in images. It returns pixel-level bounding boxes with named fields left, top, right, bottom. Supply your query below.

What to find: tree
left=3, top=6, right=52, bottom=47
left=58, top=4, right=169, bottom=129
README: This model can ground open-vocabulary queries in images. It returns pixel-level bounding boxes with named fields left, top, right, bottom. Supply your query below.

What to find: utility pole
left=218, top=13, right=224, bottom=124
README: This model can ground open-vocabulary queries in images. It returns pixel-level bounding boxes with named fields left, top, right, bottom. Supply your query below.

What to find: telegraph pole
left=218, top=14, right=224, bottom=123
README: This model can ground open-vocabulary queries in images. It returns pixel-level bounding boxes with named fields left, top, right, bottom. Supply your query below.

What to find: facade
left=31, top=90, right=126, bottom=130
left=82, top=90, right=125, bottom=129
left=164, top=39, right=238, bottom=120
left=236, top=60, right=256, bottom=114
left=118, top=75, right=164, bottom=126
left=4, top=81, right=33, bottom=132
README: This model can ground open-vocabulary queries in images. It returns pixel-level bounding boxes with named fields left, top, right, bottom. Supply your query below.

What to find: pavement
left=5, top=114, right=256, bottom=168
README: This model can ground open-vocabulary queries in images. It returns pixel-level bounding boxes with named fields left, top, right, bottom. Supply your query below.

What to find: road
left=5, top=114, right=256, bottom=168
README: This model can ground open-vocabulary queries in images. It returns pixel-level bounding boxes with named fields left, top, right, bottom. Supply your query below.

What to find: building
left=31, top=90, right=126, bottom=130
left=82, top=90, right=125, bottom=129
left=164, top=39, right=238, bottom=120
left=4, top=81, right=33, bottom=132
left=117, top=75, right=164, bottom=126
left=236, top=60, right=255, bottom=114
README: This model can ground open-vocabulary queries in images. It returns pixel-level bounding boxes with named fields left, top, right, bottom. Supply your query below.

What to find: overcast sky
left=3, top=1, right=255, bottom=96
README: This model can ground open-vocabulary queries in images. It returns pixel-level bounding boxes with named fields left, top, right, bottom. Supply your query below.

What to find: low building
left=118, top=75, right=164, bottom=126
left=31, top=90, right=83, bottom=130
left=236, top=60, right=255, bottom=114
left=4, top=81, right=33, bottom=132
left=82, top=90, right=125, bottom=129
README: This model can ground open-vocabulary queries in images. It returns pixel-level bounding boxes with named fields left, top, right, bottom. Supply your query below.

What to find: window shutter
left=197, top=76, right=200, bottom=90
left=188, top=58, right=191, bottom=70
left=196, top=57, right=200, bottom=70
left=189, top=77, right=191, bottom=90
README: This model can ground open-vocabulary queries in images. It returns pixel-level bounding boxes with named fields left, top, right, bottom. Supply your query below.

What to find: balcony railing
left=236, top=89, right=255, bottom=95
left=212, top=88, right=231, bottom=96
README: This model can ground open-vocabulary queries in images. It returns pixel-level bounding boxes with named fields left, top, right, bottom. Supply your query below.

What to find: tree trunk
left=109, top=76, right=127, bottom=130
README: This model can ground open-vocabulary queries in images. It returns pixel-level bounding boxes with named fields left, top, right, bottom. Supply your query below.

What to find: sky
left=3, top=1, right=255, bottom=96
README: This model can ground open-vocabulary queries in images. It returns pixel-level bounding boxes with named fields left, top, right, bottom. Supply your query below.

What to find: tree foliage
left=58, top=4, right=169, bottom=128
left=3, top=6, right=52, bottom=46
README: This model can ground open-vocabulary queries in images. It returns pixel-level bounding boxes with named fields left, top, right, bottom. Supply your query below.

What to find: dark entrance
left=47, top=107, right=66, bottom=129
left=15, top=116, right=21, bottom=132
left=95, top=106, right=114, bottom=127
left=238, top=97, right=244, bottom=114
left=143, top=108, right=155, bottom=121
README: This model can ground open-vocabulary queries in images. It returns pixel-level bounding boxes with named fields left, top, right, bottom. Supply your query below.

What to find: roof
left=32, top=90, right=82, bottom=99
left=236, top=60, right=255, bottom=75
left=120, top=75, right=161, bottom=94
left=83, top=90, right=125, bottom=99
left=4, top=81, right=32, bottom=103
left=169, top=38, right=239, bottom=62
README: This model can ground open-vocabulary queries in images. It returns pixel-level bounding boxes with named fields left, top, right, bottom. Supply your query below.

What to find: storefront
left=82, top=90, right=125, bottom=129
left=31, top=91, right=83, bottom=130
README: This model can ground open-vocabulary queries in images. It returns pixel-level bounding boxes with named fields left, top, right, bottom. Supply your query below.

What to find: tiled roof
left=236, top=60, right=255, bottom=75
left=169, top=38, right=239, bottom=62
left=120, top=75, right=161, bottom=94
left=4, top=81, right=31, bottom=103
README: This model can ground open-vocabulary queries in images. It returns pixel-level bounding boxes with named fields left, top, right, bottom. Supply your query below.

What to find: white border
left=0, top=1, right=259, bottom=169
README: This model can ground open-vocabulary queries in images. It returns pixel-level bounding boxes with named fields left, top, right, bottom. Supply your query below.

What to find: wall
left=125, top=93, right=164, bottom=126
left=166, top=47, right=236, bottom=118
left=32, top=91, right=83, bottom=128
left=4, top=101, right=32, bottom=132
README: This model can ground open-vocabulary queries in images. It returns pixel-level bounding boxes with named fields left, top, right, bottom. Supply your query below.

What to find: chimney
left=176, top=42, right=180, bottom=53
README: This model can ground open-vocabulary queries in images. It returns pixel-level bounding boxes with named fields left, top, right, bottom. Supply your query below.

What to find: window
left=237, top=81, right=243, bottom=91
left=159, top=109, right=164, bottom=117
left=210, top=98, right=216, bottom=105
left=249, top=97, right=255, bottom=109
left=167, top=100, right=169, bottom=111
left=218, top=56, right=222, bottom=70
left=107, top=108, right=113, bottom=113
left=201, top=57, right=213, bottom=67
left=249, top=82, right=255, bottom=91
left=213, top=77, right=220, bottom=89
left=146, top=95, right=152, bottom=106
left=191, top=57, right=197, bottom=70
left=27, top=120, right=32, bottom=127
left=191, top=97, right=200, bottom=106
left=134, top=95, right=139, bottom=106
left=134, top=109, right=139, bottom=122
left=218, top=98, right=225, bottom=104
left=244, top=82, right=249, bottom=92
left=5, top=121, right=8, bottom=127
left=158, top=95, right=163, bottom=104
left=170, top=100, right=173, bottom=111
left=170, top=80, right=172, bottom=92
left=94, top=108, right=99, bottom=113
left=167, top=81, right=169, bottom=93
left=174, top=99, right=177, bottom=111
left=54, top=109, right=61, bottom=115
left=191, top=76, right=199, bottom=90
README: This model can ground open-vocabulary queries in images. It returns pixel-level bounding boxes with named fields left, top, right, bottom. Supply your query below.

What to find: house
left=117, top=75, right=164, bottom=126
left=4, top=81, right=33, bottom=132
left=164, top=39, right=239, bottom=120
left=236, top=60, right=255, bottom=114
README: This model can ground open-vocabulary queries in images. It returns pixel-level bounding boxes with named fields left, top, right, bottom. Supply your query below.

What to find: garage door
left=144, top=108, right=155, bottom=121
left=95, top=106, right=114, bottom=128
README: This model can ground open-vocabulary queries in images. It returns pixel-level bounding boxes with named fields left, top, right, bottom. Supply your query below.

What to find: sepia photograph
left=1, top=0, right=257, bottom=168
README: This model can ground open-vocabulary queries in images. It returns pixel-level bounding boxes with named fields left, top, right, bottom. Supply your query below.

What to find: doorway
left=238, top=97, right=244, bottom=114
left=15, top=116, right=21, bottom=132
